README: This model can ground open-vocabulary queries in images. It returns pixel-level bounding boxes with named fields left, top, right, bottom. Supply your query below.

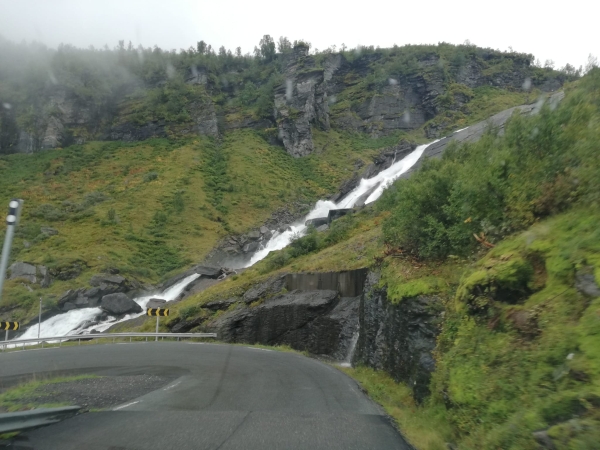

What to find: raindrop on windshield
left=530, top=127, right=539, bottom=139
left=402, top=110, right=411, bottom=124
left=286, top=79, right=293, bottom=100
left=388, top=78, right=398, bottom=86
left=522, top=77, right=532, bottom=91
left=533, top=96, right=546, bottom=114
left=166, top=62, right=176, bottom=79
left=2, top=102, right=11, bottom=110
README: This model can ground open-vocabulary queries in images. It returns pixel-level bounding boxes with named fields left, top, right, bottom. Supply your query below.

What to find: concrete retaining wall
left=285, top=268, right=367, bottom=297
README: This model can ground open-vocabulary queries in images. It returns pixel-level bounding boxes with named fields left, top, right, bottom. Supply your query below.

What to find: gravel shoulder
left=1, top=375, right=175, bottom=412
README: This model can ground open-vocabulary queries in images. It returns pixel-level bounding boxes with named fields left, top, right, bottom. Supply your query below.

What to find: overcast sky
left=0, top=0, right=597, bottom=69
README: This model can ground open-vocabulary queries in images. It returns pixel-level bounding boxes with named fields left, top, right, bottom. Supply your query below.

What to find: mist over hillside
left=0, top=35, right=578, bottom=156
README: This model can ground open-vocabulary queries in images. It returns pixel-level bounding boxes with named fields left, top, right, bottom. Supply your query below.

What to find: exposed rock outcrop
left=243, top=274, right=287, bottom=303
left=205, top=288, right=361, bottom=359
left=100, top=293, right=142, bottom=315
left=7, top=262, right=52, bottom=287
left=353, top=271, right=444, bottom=402
left=56, top=273, right=143, bottom=312
left=203, top=297, right=238, bottom=311
left=575, top=268, right=600, bottom=297
left=274, top=46, right=332, bottom=157
left=146, top=298, right=167, bottom=309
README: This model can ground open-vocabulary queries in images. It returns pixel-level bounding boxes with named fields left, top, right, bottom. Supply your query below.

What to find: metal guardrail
left=0, top=406, right=81, bottom=434
left=1, top=332, right=217, bottom=351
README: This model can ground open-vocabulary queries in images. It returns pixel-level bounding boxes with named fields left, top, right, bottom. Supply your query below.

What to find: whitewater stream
left=12, top=137, right=443, bottom=343
left=245, top=141, right=436, bottom=266
left=11, top=274, right=199, bottom=345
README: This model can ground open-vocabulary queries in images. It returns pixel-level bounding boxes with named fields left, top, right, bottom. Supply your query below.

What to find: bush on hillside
left=379, top=69, right=600, bottom=260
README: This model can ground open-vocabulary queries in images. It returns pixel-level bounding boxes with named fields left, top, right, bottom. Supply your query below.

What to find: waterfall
left=245, top=141, right=437, bottom=267
left=12, top=135, right=447, bottom=342
left=339, top=331, right=360, bottom=368
left=13, top=273, right=200, bottom=345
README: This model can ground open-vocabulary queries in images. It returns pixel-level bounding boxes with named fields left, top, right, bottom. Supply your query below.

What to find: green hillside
left=1, top=37, right=597, bottom=449
left=152, top=70, right=600, bottom=449
left=0, top=38, right=574, bottom=322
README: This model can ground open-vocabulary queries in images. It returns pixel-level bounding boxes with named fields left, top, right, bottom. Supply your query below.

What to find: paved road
left=1, top=343, right=410, bottom=450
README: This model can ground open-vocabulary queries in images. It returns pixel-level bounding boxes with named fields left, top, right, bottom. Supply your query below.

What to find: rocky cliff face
left=106, top=95, right=219, bottom=142
left=274, top=46, right=331, bottom=157
left=205, top=268, right=443, bottom=403
left=1, top=44, right=568, bottom=156
left=194, top=268, right=443, bottom=402
left=206, top=289, right=361, bottom=359
left=353, top=271, right=444, bottom=403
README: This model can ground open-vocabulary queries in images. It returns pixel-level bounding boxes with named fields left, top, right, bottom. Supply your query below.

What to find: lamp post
left=0, top=199, right=23, bottom=304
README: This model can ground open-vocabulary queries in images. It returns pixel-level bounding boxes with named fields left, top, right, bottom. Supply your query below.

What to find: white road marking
left=113, top=401, right=139, bottom=410
left=248, top=347, right=272, bottom=352
left=163, top=380, right=182, bottom=391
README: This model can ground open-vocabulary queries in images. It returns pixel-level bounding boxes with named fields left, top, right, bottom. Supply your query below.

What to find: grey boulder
left=89, top=274, right=127, bottom=287
left=146, top=298, right=167, bottom=309
left=8, top=262, right=37, bottom=283
left=242, top=274, right=286, bottom=303
left=208, top=290, right=340, bottom=346
left=203, top=298, right=238, bottom=311
left=100, top=293, right=142, bottom=315
left=243, top=241, right=260, bottom=253
left=575, top=270, right=600, bottom=297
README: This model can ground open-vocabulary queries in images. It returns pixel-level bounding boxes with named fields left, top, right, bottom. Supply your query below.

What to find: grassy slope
left=0, top=60, right=543, bottom=323
left=154, top=73, right=600, bottom=449
left=0, top=127, right=386, bottom=321
left=338, top=208, right=600, bottom=450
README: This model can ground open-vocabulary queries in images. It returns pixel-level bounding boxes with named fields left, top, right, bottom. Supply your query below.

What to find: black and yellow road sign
left=147, top=308, right=169, bottom=317
left=1, top=322, right=19, bottom=331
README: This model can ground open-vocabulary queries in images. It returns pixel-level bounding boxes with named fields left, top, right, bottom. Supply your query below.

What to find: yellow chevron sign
left=1, top=321, right=19, bottom=331
left=147, top=308, right=169, bottom=317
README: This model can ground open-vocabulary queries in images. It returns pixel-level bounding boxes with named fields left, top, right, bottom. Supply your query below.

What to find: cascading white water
left=246, top=141, right=436, bottom=267
left=12, top=136, right=448, bottom=342
left=339, top=331, right=360, bottom=368
left=13, top=273, right=200, bottom=344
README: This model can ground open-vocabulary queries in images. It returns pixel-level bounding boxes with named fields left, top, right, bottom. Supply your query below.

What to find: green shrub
left=288, top=228, right=318, bottom=258
left=380, top=69, right=600, bottom=260
left=143, top=172, right=158, bottom=182
left=30, top=204, right=66, bottom=222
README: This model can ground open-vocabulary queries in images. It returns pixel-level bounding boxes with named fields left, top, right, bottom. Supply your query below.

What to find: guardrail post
left=155, top=315, right=159, bottom=342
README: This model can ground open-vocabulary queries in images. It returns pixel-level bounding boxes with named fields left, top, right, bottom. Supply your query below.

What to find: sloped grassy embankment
left=0, top=128, right=392, bottom=321
left=0, top=60, right=543, bottom=324
left=157, top=70, right=600, bottom=449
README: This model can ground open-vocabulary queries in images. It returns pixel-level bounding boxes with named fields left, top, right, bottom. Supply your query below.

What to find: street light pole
left=0, top=199, right=23, bottom=305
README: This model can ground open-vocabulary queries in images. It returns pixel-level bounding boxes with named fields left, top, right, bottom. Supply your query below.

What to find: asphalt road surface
left=1, top=342, right=411, bottom=450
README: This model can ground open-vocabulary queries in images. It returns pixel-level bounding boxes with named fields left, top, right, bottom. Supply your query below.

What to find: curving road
left=1, top=343, right=410, bottom=450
